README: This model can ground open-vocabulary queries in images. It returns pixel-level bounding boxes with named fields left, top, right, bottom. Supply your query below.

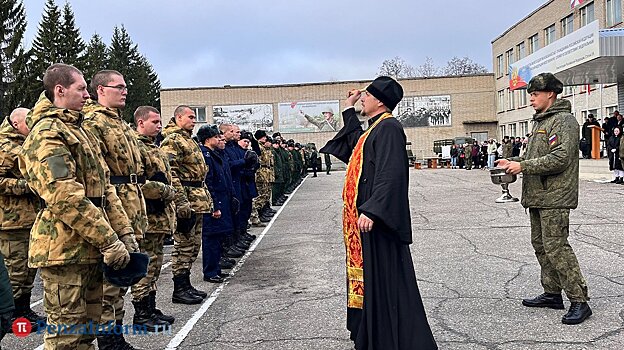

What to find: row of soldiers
left=0, top=63, right=214, bottom=350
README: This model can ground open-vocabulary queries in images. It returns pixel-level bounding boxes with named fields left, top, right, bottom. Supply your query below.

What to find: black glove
left=177, top=210, right=197, bottom=236
left=244, top=150, right=258, bottom=167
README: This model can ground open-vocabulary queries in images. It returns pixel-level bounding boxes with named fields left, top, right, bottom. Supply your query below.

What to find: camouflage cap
left=527, top=73, right=563, bottom=94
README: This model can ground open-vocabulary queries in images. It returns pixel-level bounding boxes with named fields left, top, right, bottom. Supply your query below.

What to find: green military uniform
left=502, top=140, right=513, bottom=159
left=83, top=100, right=147, bottom=329
left=510, top=97, right=588, bottom=302
left=251, top=144, right=274, bottom=223
left=0, top=117, right=39, bottom=305
left=271, top=145, right=284, bottom=205
left=463, top=144, right=473, bottom=170
left=132, top=133, right=175, bottom=301
left=20, top=93, right=132, bottom=349
left=160, top=118, right=212, bottom=278
left=278, top=146, right=292, bottom=193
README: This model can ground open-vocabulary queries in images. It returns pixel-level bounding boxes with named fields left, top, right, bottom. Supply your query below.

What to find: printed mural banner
left=212, top=104, right=274, bottom=132
left=278, top=100, right=341, bottom=133
left=396, top=95, right=451, bottom=127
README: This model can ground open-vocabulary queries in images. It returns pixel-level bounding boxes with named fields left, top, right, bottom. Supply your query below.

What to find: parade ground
left=3, top=159, right=624, bottom=350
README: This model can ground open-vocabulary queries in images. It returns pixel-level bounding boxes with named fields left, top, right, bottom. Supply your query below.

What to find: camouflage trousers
left=464, top=156, right=472, bottom=170
left=101, top=281, right=127, bottom=324
left=251, top=182, right=272, bottom=222
left=0, top=230, right=37, bottom=299
left=172, top=215, right=202, bottom=276
left=529, top=208, right=589, bottom=302
left=41, top=263, right=102, bottom=350
left=131, top=232, right=166, bottom=301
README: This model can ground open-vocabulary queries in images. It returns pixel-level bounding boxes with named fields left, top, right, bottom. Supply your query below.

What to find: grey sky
left=22, top=0, right=546, bottom=88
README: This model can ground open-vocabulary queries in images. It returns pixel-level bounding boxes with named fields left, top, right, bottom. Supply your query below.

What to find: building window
left=505, top=49, right=514, bottom=75
left=516, top=42, right=526, bottom=60
left=509, top=123, right=517, bottom=137
left=607, top=0, right=622, bottom=26
left=517, top=90, right=528, bottom=107
left=507, top=88, right=515, bottom=110
left=190, top=106, right=207, bottom=122
left=561, top=14, right=574, bottom=36
left=528, top=34, right=539, bottom=54
left=497, top=90, right=505, bottom=112
left=580, top=2, right=595, bottom=26
left=606, top=105, right=618, bottom=117
left=500, top=125, right=507, bottom=138
left=496, top=55, right=504, bottom=78
left=519, top=121, right=529, bottom=137
left=544, top=24, right=556, bottom=45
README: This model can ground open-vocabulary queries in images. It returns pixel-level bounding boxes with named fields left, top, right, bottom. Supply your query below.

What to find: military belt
left=40, top=195, right=107, bottom=209
left=110, top=174, right=146, bottom=185
left=180, top=180, right=203, bottom=188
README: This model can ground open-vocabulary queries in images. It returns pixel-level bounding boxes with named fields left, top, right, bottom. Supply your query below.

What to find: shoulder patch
left=45, top=155, right=70, bottom=179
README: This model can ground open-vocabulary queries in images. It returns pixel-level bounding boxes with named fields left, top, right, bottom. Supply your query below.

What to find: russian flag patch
left=549, top=134, right=558, bottom=146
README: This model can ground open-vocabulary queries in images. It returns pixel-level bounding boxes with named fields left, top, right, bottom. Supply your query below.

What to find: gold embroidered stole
left=342, top=112, right=393, bottom=309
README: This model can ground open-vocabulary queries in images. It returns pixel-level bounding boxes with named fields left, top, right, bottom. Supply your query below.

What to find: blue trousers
left=202, top=232, right=225, bottom=278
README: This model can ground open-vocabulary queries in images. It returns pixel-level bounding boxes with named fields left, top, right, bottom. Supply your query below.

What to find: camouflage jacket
left=82, top=100, right=148, bottom=238
left=502, top=142, right=513, bottom=158
left=136, top=133, right=175, bottom=234
left=0, top=118, right=38, bottom=230
left=160, top=118, right=212, bottom=214
left=463, top=144, right=472, bottom=156
left=19, top=94, right=132, bottom=267
left=256, top=145, right=275, bottom=183
left=511, top=99, right=579, bottom=209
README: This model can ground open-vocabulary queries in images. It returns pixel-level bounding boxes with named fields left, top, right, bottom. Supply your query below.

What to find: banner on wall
left=278, top=100, right=340, bottom=133
left=212, top=104, right=274, bottom=132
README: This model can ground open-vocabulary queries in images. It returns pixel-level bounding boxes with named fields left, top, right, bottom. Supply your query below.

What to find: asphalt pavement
left=3, top=159, right=624, bottom=349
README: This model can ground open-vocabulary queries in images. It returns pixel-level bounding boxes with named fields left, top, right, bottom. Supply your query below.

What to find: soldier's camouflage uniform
left=510, top=98, right=588, bottom=302
left=131, top=133, right=176, bottom=301
left=83, top=100, right=147, bottom=326
left=251, top=144, right=274, bottom=222
left=463, top=144, right=473, bottom=170
left=0, top=117, right=38, bottom=301
left=160, top=118, right=212, bottom=277
left=20, top=93, right=133, bottom=349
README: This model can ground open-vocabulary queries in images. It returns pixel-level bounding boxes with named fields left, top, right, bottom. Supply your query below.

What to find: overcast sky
left=22, top=0, right=547, bottom=88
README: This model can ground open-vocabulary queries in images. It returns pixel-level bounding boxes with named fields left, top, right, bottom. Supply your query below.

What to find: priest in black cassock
left=320, top=76, right=437, bottom=350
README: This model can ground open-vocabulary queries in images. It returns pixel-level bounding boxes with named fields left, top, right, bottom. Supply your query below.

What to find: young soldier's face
left=99, top=74, right=127, bottom=109
left=61, top=72, right=90, bottom=111
left=141, top=112, right=162, bottom=137
left=529, top=91, right=554, bottom=113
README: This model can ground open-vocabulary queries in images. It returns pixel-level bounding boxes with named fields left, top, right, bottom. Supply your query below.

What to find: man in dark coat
left=320, top=76, right=437, bottom=350
left=198, top=125, right=235, bottom=283
left=0, top=253, right=14, bottom=343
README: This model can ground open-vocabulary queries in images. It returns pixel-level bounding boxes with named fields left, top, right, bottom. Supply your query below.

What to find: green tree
left=83, top=33, right=108, bottom=84
left=58, top=2, right=85, bottom=69
left=0, top=0, right=28, bottom=117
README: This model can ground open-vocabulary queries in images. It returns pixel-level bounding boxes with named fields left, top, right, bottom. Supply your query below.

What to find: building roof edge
left=491, top=0, right=555, bottom=44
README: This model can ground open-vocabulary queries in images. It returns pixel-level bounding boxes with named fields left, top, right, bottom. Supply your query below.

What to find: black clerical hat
left=366, top=76, right=404, bottom=110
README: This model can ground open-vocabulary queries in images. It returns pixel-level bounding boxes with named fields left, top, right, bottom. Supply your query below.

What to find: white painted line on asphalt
left=164, top=176, right=308, bottom=350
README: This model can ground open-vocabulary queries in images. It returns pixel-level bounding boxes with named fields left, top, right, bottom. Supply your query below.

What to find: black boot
left=9, top=293, right=45, bottom=332
left=132, top=297, right=170, bottom=332
left=219, top=257, right=235, bottom=270
left=562, top=302, right=592, bottom=324
left=97, top=334, right=118, bottom=350
left=521, top=293, right=564, bottom=309
left=259, top=214, right=271, bottom=222
left=617, top=177, right=623, bottom=184
left=185, top=272, right=207, bottom=299
left=115, top=319, right=143, bottom=350
left=149, top=291, right=174, bottom=324
left=172, top=273, right=203, bottom=305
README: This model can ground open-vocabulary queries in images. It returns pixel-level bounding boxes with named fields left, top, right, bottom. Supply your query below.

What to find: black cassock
left=320, top=108, right=437, bottom=350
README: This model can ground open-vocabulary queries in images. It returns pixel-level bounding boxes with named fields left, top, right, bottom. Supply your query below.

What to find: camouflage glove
left=160, top=184, right=176, bottom=202
left=119, top=233, right=139, bottom=253
left=177, top=204, right=193, bottom=219
left=100, top=240, right=130, bottom=270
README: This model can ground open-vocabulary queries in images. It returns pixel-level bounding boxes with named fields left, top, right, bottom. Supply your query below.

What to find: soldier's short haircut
left=90, top=70, right=123, bottom=98
left=43, top=63, right=82, bottom=102
left=174, top=105, right=192, bottom=118
left=219, top=123, right=232, bottom=132
left=134, top=106, right=160, bottom=125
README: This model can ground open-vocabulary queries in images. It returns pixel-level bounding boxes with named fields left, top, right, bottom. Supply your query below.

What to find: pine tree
left=0, top=0, right=28, bottom=117
left=83, top=33, right=108, bottom=85
left=25, top=0, right=63, bottom=108
left=58, top=2, right=85, bottom=69
left=107, top=25, right=160, bottom=123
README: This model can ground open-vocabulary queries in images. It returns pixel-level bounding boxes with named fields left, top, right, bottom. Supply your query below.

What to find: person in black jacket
left=607, top=126, right=624, bottom=183
left=0, top=253, right=14, bottom=343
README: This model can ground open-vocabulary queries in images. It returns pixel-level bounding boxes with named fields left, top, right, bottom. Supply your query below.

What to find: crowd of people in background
left=449, top=135, right=528, bottom=170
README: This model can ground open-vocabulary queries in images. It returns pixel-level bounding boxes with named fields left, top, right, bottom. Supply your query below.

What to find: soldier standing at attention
left=497, top=72, right=591, bottom=325
left=463, top=142, right=473, bottom=170
left=161, top=105, right=212, bottom=305
left=83, top=70, right=144, bottom=350
left=131, top=106, right=177, bottom=331
left=251, top=130, right=275, bottom=226
left=0, top=108, right=46, bottom=329
left=20, top=63, right=132, bottom=349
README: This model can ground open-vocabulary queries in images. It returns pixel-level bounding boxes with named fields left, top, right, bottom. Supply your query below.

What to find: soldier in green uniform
left=161, top=105, right=212, bottom=305
left=131, top=106, right=177, bottom=331
left=463, top=142, right=473, bottom=170
left=279, top=140, right=293, bottom=194
left=0, top=108, right=46, bottom=329
left=497, top=72, right=591, bottom=325
left=20, top=63, right=132, bottom=350
left=83, top=70, right=145, bottom=350
left=271, top=138, right=285, bottom=206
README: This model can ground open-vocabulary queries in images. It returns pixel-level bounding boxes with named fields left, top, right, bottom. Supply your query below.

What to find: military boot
left=259, top=214, right=271, bottom=222
left=132, top=297, right=170, bottom=332
left=115, top=319, right=143, bottom=350
left=562, top=302, right=592, bottom=325
left=522, top=293, right=564, bottom=309
left=96, top=334, right=118, bottom=350
left=172, top=273, right=203, bottom=305
left=250, top=217, right=267, bottom=227
left=149, top=291, right=175, bottom=324
left=184, top=272, right=207, bottom=299
left=9, top=293, right=45, bottom=332
left=219, top=257, right=235, bottom=270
